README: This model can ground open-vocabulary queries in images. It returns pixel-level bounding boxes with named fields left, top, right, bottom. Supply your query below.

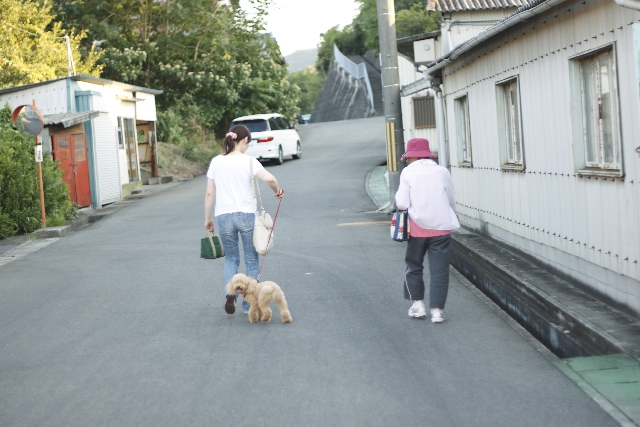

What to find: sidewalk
left=0, top=181, right=181, bottom=261
left=366, top=163, right=640, bottom=426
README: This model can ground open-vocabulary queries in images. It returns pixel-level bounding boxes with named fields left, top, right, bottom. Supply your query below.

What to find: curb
left=450, top=227, right=640, bottom=359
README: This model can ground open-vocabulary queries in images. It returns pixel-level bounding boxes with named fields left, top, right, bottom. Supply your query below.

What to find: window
left=230, top=119, right=268, bottom=133
left=275, top=117, right=289, bottom=130
left=569, top=46, right=622, bottom=176
left=455, top=95, right=472, bottom=165
left=580, top=49, right=620, bottom=170
left=268, top=118, right=281, bottom=130
left=117, top=117, right=124, bottom=149
left=413, top=96, right=436, bottom=129
left=496, top=77, right=524, bottom=169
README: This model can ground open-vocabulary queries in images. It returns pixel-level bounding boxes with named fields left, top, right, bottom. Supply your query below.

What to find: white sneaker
left=431, top=309, right=444, bottom=323
left=408, top=304, right=427, bottom=319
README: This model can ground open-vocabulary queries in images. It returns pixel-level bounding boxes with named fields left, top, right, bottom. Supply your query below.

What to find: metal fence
left=333, top=44, right=375, bottom=112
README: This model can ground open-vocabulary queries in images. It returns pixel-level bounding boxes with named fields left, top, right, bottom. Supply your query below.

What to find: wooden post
left=33, top=100, right=46, bottom=227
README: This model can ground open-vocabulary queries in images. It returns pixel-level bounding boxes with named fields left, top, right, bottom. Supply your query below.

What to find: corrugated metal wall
left=398, top=55, right=439, bottom=151
left=442, top=0, right=640, bottom=313
left=92, top=113, right=122, bottom=205
left=0, top=80, right=68, bottom=115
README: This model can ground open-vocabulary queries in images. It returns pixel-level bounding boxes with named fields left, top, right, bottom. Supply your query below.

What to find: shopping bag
left=201, top=231, right=225, bottom=259
left=390, top=210, right=410, bottom=242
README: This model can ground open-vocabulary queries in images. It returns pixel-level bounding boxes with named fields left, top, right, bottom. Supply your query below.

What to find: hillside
left=285, top=48, right=318, bottom=73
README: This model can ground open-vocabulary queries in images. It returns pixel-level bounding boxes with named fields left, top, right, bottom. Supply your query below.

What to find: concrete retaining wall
left=310, top=61, right=374, bottom=123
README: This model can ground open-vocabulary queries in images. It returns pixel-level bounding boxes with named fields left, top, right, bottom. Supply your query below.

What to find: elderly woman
left=204, top=125, right=284, bottom=313
left=395, top=138, right=460, bottom=323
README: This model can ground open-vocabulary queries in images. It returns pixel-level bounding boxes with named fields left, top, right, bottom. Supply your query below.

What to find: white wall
left=135, top=92, right=157, bottom=121
left=75, top=81, right=139, bottom=185
left=91, top=113, right=122, bottom=205
left=442, top=0, right=640, bottom=314
left=398, top=54, right=439, bottom=152
left=0, top=80, right=68, bottom=116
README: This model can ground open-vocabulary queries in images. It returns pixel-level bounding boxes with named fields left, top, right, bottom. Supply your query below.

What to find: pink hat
left=401, top=138, right=437, bottom=160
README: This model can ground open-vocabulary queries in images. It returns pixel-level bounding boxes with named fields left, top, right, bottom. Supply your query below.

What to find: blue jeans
left=217, top=212, right=259, bottom=312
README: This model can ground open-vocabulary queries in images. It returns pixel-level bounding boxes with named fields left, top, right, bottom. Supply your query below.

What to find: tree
left=51, top=0, right=299, bottom=138
left=288, top=67, right=325, bottom=114
left=316, top=0, right=439, bottom=61
left=315, top=24, right=367, bottom=75
left=396, top=4, right=440, bottom=39
left=0, top=0, right=102, bottom=89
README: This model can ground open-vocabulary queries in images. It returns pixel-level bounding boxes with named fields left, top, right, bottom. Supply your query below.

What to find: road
left=0, top=117, right=619, bottom=426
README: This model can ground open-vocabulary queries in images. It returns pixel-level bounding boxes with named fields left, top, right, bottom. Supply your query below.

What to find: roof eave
left=426, top=0, right=569, bottom=74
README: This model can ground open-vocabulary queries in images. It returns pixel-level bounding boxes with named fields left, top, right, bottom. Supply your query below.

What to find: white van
left=230, top=114, right=302, bottom=165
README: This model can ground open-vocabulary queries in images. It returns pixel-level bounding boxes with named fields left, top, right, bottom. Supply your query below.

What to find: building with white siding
left=397, top=33, right=442, bottom=151
left=0, top=76, right=162, bottom=208
left=422, top=0, right=640, bottom=315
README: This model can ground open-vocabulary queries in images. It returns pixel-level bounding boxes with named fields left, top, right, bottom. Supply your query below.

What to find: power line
left=0, top=19, right=67, bottom=39
left=0, top=19, right=76, bottom=76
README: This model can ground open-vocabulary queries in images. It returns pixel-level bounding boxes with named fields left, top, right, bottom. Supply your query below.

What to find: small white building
left=422, top=0, right=640, bottom=315
left=396, top=32, right=442, bottom=150
left=0, top=75, right=162, bottom=208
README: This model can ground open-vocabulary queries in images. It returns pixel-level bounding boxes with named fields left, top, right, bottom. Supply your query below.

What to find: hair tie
left=226, top=132, right=237, bottom=140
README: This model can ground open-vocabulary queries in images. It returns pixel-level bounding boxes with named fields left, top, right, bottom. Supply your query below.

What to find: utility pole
left=377, top=0, right=405, bottom=212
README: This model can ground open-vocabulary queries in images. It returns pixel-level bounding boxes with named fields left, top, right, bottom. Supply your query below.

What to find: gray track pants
left=403, top=234, right=451, bottom=309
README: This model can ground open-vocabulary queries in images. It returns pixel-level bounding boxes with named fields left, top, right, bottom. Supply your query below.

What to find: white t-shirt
left=206, top=154, right=265, bottom=216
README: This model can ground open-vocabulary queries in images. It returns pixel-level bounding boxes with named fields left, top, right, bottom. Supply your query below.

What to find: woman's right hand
left=275, top=188, right=284, bottom=199
left=205, top=219, right=214, bottom=232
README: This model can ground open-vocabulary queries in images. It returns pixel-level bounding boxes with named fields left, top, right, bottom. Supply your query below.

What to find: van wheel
left=275, top=146, right=284, bottom=165
left=292, top=141, right=302, bottom=159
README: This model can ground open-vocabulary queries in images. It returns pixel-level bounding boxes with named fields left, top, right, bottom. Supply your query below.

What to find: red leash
left=257, top=197, right=282, bottom=281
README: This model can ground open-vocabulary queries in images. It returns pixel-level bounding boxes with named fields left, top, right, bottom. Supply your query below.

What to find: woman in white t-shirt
left=204, top=125, right=284, bottom=313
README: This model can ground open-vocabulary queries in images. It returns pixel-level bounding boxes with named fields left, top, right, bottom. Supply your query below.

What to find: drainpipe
left=427, top=75, right=449, bottom=169
left=614, top=0, right=640, bottom=9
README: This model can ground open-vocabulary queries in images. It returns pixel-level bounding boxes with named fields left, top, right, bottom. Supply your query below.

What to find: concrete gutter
left=451, top=227, right=640, bottom=359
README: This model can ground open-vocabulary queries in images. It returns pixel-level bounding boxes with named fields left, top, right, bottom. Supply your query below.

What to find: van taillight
left=258, top=136, right=274, bottom=143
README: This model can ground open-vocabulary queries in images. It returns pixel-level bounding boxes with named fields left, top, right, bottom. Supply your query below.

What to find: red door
left=52, top=134, right=91, bottom=208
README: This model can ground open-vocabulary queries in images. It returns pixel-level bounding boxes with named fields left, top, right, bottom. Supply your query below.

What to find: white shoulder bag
left=250, top=158, right=274, bottom=255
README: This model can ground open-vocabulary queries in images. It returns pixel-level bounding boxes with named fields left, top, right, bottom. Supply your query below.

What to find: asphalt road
left=0, top=117, right=619, bottom=427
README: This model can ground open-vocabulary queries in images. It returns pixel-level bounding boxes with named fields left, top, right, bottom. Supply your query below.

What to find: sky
left=242, top=0, right=360, bottom=56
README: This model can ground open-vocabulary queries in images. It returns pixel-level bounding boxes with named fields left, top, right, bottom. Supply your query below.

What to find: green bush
left=0, top=104, right=75, bottom=238
left=157, top=100, right=220, bottom=165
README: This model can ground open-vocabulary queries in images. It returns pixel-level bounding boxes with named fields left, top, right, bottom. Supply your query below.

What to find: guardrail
left=333, top=44, right=375, bottom=112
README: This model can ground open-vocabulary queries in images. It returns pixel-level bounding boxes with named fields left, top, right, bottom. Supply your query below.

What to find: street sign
left=11, top=104, right=44, bottom=137
left=35, top=145, right=43, bottom=162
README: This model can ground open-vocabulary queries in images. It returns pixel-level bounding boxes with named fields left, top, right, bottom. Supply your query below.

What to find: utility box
left=414, top=39, right=436, bottom=63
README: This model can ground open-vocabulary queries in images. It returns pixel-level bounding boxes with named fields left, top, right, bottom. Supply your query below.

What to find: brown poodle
left=225, top=273, right=292, bottom=323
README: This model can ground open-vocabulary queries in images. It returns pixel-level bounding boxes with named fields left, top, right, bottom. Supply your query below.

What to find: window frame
left=454, top=94, right=472, bottom=166
left=495, top=76, right=525, bottom=171
left=568, top=43, right=623, bottom=178
left=413, top=96, right=436, bottom=129
left=116, top=117, right=124, bottom=149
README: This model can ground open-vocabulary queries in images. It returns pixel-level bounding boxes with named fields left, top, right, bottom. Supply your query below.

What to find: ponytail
left=223, top=125, right=251, bottom=155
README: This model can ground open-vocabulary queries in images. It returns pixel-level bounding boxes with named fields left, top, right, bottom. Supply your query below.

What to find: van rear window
left=231, top=119, right=268, bottom=133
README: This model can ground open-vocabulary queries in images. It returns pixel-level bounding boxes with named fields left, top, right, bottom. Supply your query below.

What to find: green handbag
left=200, top=231, right=225, bottom=259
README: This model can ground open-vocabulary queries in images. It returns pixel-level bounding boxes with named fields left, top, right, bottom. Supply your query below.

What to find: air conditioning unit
left=414, top=39, right=436, bottom=63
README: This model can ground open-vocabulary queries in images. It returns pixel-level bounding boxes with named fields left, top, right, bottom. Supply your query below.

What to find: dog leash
left=256, top=197, right=282, bottom=282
